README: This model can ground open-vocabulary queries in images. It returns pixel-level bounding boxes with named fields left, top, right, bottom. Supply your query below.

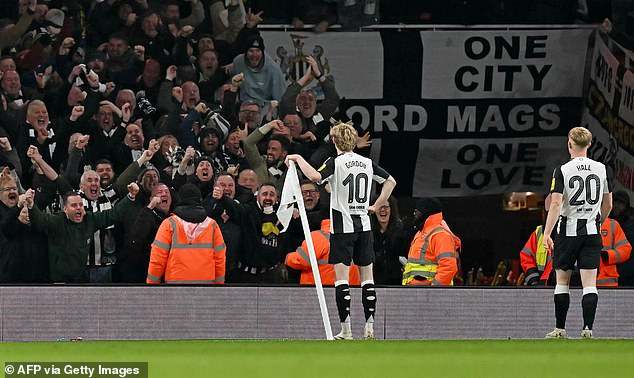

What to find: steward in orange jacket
left=520, top=225, right=553, bottom=285
left=521, top=218, right=631, bottom=287
left=402, top=198, right=460, bottom=286
left=285, top=219, right=360, bottom=285
left=147, top=184, right=226, bottom=284
left=598, top=218, right=632, bottom=286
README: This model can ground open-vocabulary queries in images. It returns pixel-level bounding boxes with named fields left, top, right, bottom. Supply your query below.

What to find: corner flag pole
left=288, top=161, right=333, bottom=340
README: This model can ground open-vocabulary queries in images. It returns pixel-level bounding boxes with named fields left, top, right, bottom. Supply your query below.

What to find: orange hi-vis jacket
left=285, top=220, right=360, bottom=285
left=597, top=218, right=632, bottom=286
left=402, top=212, right=460, bottom=286
left=147, top=214, right=226, bottom=284
left=520, top=225, right=553, bottom=285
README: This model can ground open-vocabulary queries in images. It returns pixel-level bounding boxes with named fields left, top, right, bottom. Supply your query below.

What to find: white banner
left=412, top=137, right=568, bottom=197
left=582, top=32, right=634, bottom=197
left=261, top=31, right=384, bottom=99
left=590, top=34, right=620, bottom=109
left=420, top=29, right=592, bottom=99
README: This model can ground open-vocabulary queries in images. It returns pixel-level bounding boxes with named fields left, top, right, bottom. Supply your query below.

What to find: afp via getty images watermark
left=4, top=362, right=147, bottom=378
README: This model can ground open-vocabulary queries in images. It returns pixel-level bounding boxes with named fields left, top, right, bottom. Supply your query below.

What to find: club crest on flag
left=275, top=34, right=330, bottom=83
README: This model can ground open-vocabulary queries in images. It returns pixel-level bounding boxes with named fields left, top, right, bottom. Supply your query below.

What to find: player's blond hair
left=568, top=126, right=592, bottom=148
left=331, top=122, right=357, bottom=152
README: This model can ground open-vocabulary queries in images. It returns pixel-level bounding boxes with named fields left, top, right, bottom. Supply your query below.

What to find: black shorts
left=552, top=234, right=602, bottom=271
left=329, top=231, right=374, bottom=266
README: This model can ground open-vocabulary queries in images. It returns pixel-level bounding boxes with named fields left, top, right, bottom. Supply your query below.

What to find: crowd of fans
left=0, top=0, right=415, bottom=285
left=0, top=1, right=632, bottom=286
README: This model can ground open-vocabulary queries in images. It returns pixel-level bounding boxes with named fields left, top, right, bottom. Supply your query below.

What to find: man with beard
left=219, top=181, right=288, bottom=283
left=147, top=183, right=226, bottom=285
left=94, top=159, right=120, bottom=204
left=24, top=182, right=139, bottom=283
left=118, top=183, right=172, bottom=283
left=243, top=119, right=289, bottom=194
left=0, top=172, right=49, bottom=283
left=231, top=34, right=286, bottom=107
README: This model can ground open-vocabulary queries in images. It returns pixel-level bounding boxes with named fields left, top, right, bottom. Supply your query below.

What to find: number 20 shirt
left=551, top=157, right=612, bottom=237
left=318, top=152, right=390, bottom=234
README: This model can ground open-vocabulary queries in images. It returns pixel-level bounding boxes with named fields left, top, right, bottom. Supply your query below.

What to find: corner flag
left=277, top=161, right=333, bottom=340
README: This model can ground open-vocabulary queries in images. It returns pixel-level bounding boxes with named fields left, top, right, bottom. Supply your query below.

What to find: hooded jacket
left=147, top=202, right=226, bottom=284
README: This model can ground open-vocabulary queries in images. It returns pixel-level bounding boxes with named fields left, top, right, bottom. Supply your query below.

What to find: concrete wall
left=1, top=286, right=632, bottom=341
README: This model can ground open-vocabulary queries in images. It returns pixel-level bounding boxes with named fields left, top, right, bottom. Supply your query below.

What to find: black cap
left=194, top=155, right=214, bottom=169
left=199, top=126, right=224, bottom=142
left=178, top=183, right=202, bottom=205
left=246, top=34, right=265, bottom=52
left=414, top=197, right=442, bottom=215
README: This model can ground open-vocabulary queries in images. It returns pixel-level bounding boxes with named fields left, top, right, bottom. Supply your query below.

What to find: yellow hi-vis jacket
left=402, top=212, right=459, bottom=286
left=147, top=214, right=226, bottom=284
left=520, top=225, right=553, bottom=284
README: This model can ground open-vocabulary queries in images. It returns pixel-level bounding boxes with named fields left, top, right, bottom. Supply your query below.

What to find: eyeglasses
left=239, top=110, right=259, bottom=115
left=301, top=189, right=318, bottom=196
left=0, top=186, right=18, bottom=192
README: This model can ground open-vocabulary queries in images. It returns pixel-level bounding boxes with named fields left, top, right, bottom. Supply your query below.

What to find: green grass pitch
left=2, top=339, right=634, bottom=377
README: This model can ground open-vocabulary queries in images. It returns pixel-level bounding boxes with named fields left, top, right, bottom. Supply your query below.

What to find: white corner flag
left=277, top=161, right=333, bottom=340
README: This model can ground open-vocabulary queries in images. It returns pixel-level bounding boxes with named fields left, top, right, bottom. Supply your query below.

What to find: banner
left=421, top=30, right=591, bottom=99
left=261, top=31, right=383, bottom=99
left=413, top=137, right=564, bottom=197
left=263, top=28, right=593, bottom=197
left=581, top=31, right=634, bottom=199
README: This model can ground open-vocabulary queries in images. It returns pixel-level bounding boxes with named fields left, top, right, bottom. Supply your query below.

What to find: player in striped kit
left=286, top=122, right=396, bottom=340
left=543, top=127, right=613, bottom=339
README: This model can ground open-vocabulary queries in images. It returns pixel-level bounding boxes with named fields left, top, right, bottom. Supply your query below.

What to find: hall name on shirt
left=577, top=164, right=591, bottom=171
left=345, top=161, right=367, bottom=169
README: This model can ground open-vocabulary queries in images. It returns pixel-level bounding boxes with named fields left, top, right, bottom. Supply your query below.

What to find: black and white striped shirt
left=318, top=152, right=390, bottom=234
left=551, top=157, right=611, bottom=236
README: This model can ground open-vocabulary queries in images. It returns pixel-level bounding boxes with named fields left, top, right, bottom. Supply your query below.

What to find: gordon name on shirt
left=345, top=161, right=367, bottom=169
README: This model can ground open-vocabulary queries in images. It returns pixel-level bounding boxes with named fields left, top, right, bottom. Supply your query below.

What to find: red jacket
left=285, top=220, right=360, bottom=285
